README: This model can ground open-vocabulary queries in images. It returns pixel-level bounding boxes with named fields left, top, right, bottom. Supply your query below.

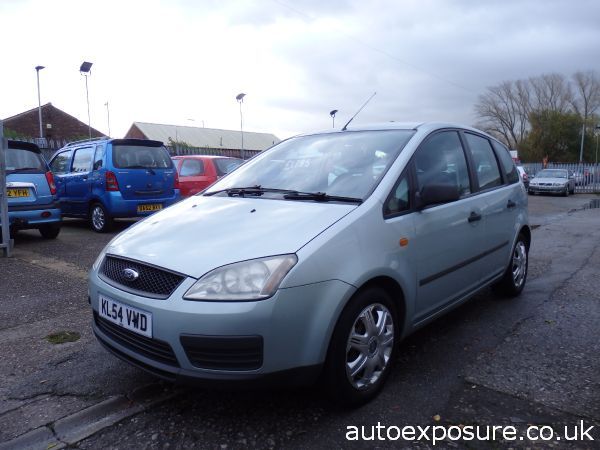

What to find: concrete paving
left=0, top=197, right=599, bottom=449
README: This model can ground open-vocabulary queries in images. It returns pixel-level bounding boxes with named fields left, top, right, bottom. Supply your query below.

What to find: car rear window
left=214, top=158, right=243, bottom=176
left=112, top=145, right=173, bottom=169
left=5, top=147, right=46, bottom=173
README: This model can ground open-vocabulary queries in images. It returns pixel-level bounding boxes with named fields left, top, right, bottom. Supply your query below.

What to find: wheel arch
left=354, top=276, right=407, bottom=338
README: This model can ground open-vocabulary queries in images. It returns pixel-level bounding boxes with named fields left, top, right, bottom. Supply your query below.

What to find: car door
left=463, top=133, right=515, bottom=278
left=49, top=149, right=73, bottom=214
left=64, top=146, right=94, bottom=216
left=409, top=130, right=487, bottom=323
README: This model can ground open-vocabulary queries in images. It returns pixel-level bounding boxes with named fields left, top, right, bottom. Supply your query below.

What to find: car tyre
left=494, top=233, right=528, bottom=297
left=38, top=223, right=61, bottom=239
left=563, top=186, right=569, bottom=197
left=90, top=203, right=113, bottom=233
left=324, top=286, right=397, bottom=407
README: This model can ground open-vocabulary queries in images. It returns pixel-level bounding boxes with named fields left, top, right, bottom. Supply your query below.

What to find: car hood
left=104, top=196, right=356, bottom=278
left=531, top=177, right=568, bottom=184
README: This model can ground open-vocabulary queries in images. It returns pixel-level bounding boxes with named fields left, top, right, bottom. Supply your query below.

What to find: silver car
left=89, top=123, right=530, bottom=406
left=528, top=169, right=575, bottom=196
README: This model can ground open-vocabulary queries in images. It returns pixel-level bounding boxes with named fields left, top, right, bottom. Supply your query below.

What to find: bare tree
left=529, top=73, right=574, bottom=113
left=571, top=71, right=600, bottom=118
left=474, top=80, right=530, bottom=149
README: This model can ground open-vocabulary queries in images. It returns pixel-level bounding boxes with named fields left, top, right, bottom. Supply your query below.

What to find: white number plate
left=99, top=294, right=152, bottom=338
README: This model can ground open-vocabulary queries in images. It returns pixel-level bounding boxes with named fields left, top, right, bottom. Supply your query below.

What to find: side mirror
left=416, top=183, right=460, bottom=210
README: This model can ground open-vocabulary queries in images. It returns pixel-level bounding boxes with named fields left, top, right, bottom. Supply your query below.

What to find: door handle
left=468, top=212, right=482, bottom=223
left=507, top=200, right=516, bottom=209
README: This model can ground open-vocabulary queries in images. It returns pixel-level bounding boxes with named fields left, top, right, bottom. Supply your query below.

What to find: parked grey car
left=89, top=123, right=530, bottom=406
left=528, top=169, right=575, bottom=196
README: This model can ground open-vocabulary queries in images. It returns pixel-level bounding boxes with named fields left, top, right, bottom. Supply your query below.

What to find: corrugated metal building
left=125, top=122, right=280, bottom=152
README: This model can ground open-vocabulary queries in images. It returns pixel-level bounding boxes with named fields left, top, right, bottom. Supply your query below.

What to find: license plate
left=7, top=188, right=30, bottom=198
left=137, top=203, right=162, bottom=213
left=98, top=294, right=152, bottom=338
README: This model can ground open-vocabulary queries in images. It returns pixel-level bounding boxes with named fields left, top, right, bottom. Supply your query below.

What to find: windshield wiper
left=204, top=185, right=267, bottom=197
left=282, top=192, right=362, bottom=203
left=204, top=186, right=362, bottom=203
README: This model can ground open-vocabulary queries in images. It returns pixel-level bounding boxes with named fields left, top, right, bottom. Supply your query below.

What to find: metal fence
left=167, top=145, right=261, bottom=160
left=521, top=162, right=600, bottom=193
left=13, top=137, right=262, bottom=162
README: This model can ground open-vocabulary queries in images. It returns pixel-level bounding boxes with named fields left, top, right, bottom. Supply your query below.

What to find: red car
left=171, top=155, right=243, bottom=197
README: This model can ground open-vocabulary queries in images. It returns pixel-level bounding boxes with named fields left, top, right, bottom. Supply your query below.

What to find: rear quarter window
left=492, top=141, right=519, bottom=184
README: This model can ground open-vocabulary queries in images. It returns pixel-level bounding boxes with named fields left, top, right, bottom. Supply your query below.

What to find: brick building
left=2, top=103, right=104, bottom=143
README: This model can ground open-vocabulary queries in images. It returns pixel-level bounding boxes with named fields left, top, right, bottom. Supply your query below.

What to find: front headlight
left=184, top=254, right=298, bottom=301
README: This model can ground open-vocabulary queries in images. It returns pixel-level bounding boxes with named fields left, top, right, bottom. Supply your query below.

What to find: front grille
left=94, top=312, right=179, bottom=367
left=99, top=255, right=185, bottom=299
left=180, top=335, right=263, bottom=371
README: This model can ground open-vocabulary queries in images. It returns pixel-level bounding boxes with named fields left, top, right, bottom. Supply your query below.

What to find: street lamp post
left=35, top=66, right=45, bottom=139
left=236, top=93, right=246, bottom=159
left=330, top=109, right=338, bottom=128
left=104, top=101, right=111, bottom=137
left=595, top=124, right=600, bottom=166
left=79, top=61, right=93, bottom=140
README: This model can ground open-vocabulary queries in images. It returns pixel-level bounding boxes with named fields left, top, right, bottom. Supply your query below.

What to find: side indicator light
left=399, top=238, right=409, bottom=247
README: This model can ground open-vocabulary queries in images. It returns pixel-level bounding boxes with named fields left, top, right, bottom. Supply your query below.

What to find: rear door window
left=50, top=150, right=73, bottom=174
left=464, top=133, right=502, bottom=190
left=72, top=147, right=93, bottom=173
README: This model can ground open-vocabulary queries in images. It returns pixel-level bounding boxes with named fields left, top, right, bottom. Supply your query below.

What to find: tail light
left=105, top=171, right=120, bottom=191
left=45, top=171, right=57, bottom=195
left=174, top=170, right=180, bottom=190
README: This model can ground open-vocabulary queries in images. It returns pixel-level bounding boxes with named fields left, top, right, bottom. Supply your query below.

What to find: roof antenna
left=341, top=92, right=376, bottom=131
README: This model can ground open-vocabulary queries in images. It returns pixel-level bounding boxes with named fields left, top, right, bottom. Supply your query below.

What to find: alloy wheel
left=512, top=241, right=527, bottom=288
left=345, top=303, right=394, bottom=390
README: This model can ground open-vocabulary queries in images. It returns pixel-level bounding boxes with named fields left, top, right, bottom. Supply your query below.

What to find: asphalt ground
left=0, top=193, right=599, bottom=449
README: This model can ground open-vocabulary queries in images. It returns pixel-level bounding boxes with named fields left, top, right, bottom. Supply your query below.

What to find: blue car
left=49, top=138, right=180, bottom=232
left=3, top=140, right=61, bottom=239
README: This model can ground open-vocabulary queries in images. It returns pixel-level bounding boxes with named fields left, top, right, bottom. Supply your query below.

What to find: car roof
left=294, top=122, right=496, bottom=140
left=171, top=155, right=241, bottom=160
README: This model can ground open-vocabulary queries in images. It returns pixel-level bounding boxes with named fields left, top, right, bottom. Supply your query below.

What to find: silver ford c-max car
left=89, top=123, right=530, bottom=405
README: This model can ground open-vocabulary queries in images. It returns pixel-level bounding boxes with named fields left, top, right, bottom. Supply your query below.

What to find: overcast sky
left=1, top=0, right=599, bottom=140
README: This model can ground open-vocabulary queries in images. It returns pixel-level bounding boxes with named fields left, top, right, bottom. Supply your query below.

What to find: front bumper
left=528, top=184, right=566, bottom=194
left=89, top=268, right=354, bottom=385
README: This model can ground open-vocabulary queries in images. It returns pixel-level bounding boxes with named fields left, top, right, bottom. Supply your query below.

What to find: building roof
left=2, top=103, right=105, bottom=140
left=127, top=122, right=280, bottom=151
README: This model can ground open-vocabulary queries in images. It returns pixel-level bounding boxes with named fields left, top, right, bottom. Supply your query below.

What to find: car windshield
left=112, top=145, right=172, bottom=169
left=214, top=158, right=243, bottom=176
left=5, top=147, right=45, bottom=173
left=205, top=130, right=415, bottom=200
left=537, top=169, right=567, bottom=178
